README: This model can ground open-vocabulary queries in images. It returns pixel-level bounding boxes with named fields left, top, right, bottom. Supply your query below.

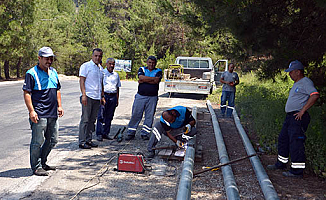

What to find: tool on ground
left=152, top=145, right=178, bottom=150
left=114, top=127, right=126, bottom=142
left=117, top=153, right=145, bottom=173
left=194, top=154, right=256, bottom=176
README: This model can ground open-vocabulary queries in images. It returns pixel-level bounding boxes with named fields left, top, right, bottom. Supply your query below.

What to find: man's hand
left=58, top=106, right=64, bottom=117
left=184, top=124, right=191, bottom=134
left=176, top=140, right=184, bottom=148
left=29, top=110, right=39, bottom=123
left=101, top=97, right=106, bottom=106
left=81, top=95, right=87, bottom=106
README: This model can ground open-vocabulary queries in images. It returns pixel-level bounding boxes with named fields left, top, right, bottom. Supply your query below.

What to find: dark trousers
left=276, top=111, right=310, bottom=175
left=96, top=93, right=117, bottom=136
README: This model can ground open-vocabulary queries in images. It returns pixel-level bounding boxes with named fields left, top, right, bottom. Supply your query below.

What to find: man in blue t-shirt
left=146, top=106, right=196, bottom=158
left=267, top=60, right=319, bottom=178
left=23, top=47, right=64, bottom=176
left=125, top=56, right=162, bottom=141
left=220, top=63, right=240, bottom=118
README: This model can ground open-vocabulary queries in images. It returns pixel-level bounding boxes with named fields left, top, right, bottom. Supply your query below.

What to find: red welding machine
left=117, top=153, right=145, bottom=173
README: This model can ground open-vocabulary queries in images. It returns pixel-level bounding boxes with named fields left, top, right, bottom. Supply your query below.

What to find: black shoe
left=79, top=143, right=91, bottom=149
left=266, top=164, right=285, bottom=170
left=42, top=164, right=56, bottom=171
left=97, top=135, right=103, bottom=141
left=33, top=168, right=49, bottom=176
left=146, top=151, right=155, bottom=158
left=282, top=171, right=303, bottom=178
left=86, top=141, right=98, bottom=147
left=125, top=135, right=135, bottom=141
left=102, top=134, right=113, bottom=140
left=141, top=135, right=150, bottom=140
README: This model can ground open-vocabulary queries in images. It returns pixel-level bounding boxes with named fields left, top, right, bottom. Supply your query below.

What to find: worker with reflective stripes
left=219, top=63, right=239, bottom=118
left=267, top=60, right=319, bottom=178
left=146, top=106, right=196, bottom=158
left=125, top=56, right=162, bottom=141
left=23, top=47, right=64, bottom=176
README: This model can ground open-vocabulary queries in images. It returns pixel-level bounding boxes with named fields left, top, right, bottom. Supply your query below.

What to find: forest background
left=1, top=0, right=325, bottom=176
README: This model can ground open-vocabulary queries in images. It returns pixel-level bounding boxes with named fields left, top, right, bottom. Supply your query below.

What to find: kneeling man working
left=147, top=106, right=196, bottom=158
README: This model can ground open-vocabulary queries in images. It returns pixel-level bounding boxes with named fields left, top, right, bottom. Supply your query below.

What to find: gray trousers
left=147, top=121, right=196, bottom=152
left=79, top=96, right=100, bottom=145
left=127, top=93, right=158, bottom=137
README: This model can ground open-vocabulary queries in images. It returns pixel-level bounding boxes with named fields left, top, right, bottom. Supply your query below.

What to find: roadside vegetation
left=209, top=72, right=326, bottom=177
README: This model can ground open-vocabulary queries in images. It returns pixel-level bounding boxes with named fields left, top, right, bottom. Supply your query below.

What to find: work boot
left=125, top=135, right=135, bottom=141
left=97, top=135, right=103, bottom=141
left=79, top=143, right=91, bottom=149
left=282, top=171, right=303, bottom=178
left=266, top=164, right=285, bottom=170
left=146, top=151, right=155, bottom=158
left=42, top=164, right=56, bottom=171
left=86, top=141, right=98, bottom=147
left=102, top=134, right=113, bottom=140
left=33, top=168, right=49, bottom=176
left=141, top=135, right=150, bottom=140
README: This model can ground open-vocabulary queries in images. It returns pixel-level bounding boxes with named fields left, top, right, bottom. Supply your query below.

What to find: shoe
left=97, top=135, right=103, bottom=141
left=146, top=151, right=155, bottom=158
left=102, top=134, right=113, bottom=140
left=125, top=135, right=135, bottom=141
left=33, top=168, right=49, bottom=176
left=42, top=164, right=56, bottom=171
left=282, top=171, right=303, bottom=178
left=79, top=143, right=91, bottom=149
left=141, top=135, right=150, bottom=140
left=86, top=141, right=98, bottom=147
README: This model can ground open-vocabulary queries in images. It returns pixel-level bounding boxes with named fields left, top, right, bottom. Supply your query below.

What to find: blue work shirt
left=137, top=67, right=162, bottom=96
left=160, top=106, right=195, bottom=131
left=23, top=65, right=61, bottom=118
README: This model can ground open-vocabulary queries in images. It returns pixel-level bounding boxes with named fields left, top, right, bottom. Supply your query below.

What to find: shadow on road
left=0, top=168, right=31, bottom=178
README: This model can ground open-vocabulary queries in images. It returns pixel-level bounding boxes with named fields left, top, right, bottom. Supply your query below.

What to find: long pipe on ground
left=176, top=106, right=197, bottom=200
left=232, top=109, right=279, bottom=200
left=207, top=100, right=240, bottom=200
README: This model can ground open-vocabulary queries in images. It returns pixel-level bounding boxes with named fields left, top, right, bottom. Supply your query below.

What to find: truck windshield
left=179, top=59, right=209, bottom=69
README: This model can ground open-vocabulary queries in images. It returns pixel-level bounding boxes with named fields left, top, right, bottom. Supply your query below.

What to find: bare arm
left=166, top=130, right=177, bottom=143
left=23, top=90, right=38, bottom=123
left=79, top=76, right=87, bottom=106
left=138, top=75, right=160, bottom=84
left=294, top=94, right=320, bottom=120
left=57, top=90, right=64, bottom=117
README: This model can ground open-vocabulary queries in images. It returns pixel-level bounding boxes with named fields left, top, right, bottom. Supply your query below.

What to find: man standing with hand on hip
left=78, top=48, right=105, bottom=149
left=267, top=60, right=319, bottom=178
left=23, top=47, right=64, bottom=176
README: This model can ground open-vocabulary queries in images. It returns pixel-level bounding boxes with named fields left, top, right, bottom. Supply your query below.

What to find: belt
left=286, top=111, right=300, bottom=115
left=104, top=92, right=117, bottom=95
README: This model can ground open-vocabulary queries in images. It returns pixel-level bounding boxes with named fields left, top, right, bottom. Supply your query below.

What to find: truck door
left=214, top=60, right=228, bottom=85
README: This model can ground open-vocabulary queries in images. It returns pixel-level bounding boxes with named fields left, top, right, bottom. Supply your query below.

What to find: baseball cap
left=285, top=60, right=304, bottom=72
left=38, top=47, right=55, bottom=57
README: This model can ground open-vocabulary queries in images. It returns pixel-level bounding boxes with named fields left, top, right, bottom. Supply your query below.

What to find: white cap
left=38, top=47, right=55, bottom=57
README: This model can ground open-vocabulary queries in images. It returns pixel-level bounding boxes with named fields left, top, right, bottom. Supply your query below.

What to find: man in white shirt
left=78, top=48, right=105, bottom=149
left=96, top=58, right=121, bottom=141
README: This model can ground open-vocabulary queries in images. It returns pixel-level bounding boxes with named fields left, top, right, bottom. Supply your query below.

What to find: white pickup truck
left=164, top=57, right=228, bottom=96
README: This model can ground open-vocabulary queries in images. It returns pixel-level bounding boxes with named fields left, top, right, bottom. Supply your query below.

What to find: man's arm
left=57, top=90, right=64, bottom=117
left=138, top=75, right=160, bottom=84
left=23, top=90, right=38, bottom=123
left=166, top=130, right=177, bottom=143
left=116, top=87, right=119, bottom=107
left=294, top=93, right=319, bottom=120
left=79, top=76, right=87, bottom=106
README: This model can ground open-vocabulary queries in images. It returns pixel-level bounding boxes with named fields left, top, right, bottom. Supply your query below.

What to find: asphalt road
left=0, top=78, right=166, bottom=198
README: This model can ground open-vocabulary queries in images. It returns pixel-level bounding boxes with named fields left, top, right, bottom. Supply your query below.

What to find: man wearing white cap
left=23, top=47, right=64, bottom=176
left=267, top=60, right=319, bottom=178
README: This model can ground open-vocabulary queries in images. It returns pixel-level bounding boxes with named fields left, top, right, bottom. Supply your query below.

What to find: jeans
left=79, top=96, right=101, bottom=145
left=220, top=91, right=235, bottom=117
left=29, top=118, right=58, bottom=172
left=96, top=93, right=117, bottom=136
left=127, top=94, right=158, bottom=137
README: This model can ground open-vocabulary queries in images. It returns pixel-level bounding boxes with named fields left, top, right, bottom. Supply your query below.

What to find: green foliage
left=213, top=72, right=326, bottom=176
left=116, top=70, right=127, bottom=80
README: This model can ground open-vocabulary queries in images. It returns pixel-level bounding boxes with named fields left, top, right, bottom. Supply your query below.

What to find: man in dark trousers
left=125, top=56, right=162, bottom=141
left=267, top=60, right=319, bottom=178
left=146, top=106, right=196, bottom=158
left=23, top=47, right=64, bottom=176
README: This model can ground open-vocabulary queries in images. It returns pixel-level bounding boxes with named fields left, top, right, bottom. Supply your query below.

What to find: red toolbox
left=117, top=153, right=145, bottom=173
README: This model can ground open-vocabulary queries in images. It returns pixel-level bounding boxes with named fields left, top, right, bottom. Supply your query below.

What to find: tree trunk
left=16, top=57, right=22, bottom=78
left=4, top=60, right=10, bottom=80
